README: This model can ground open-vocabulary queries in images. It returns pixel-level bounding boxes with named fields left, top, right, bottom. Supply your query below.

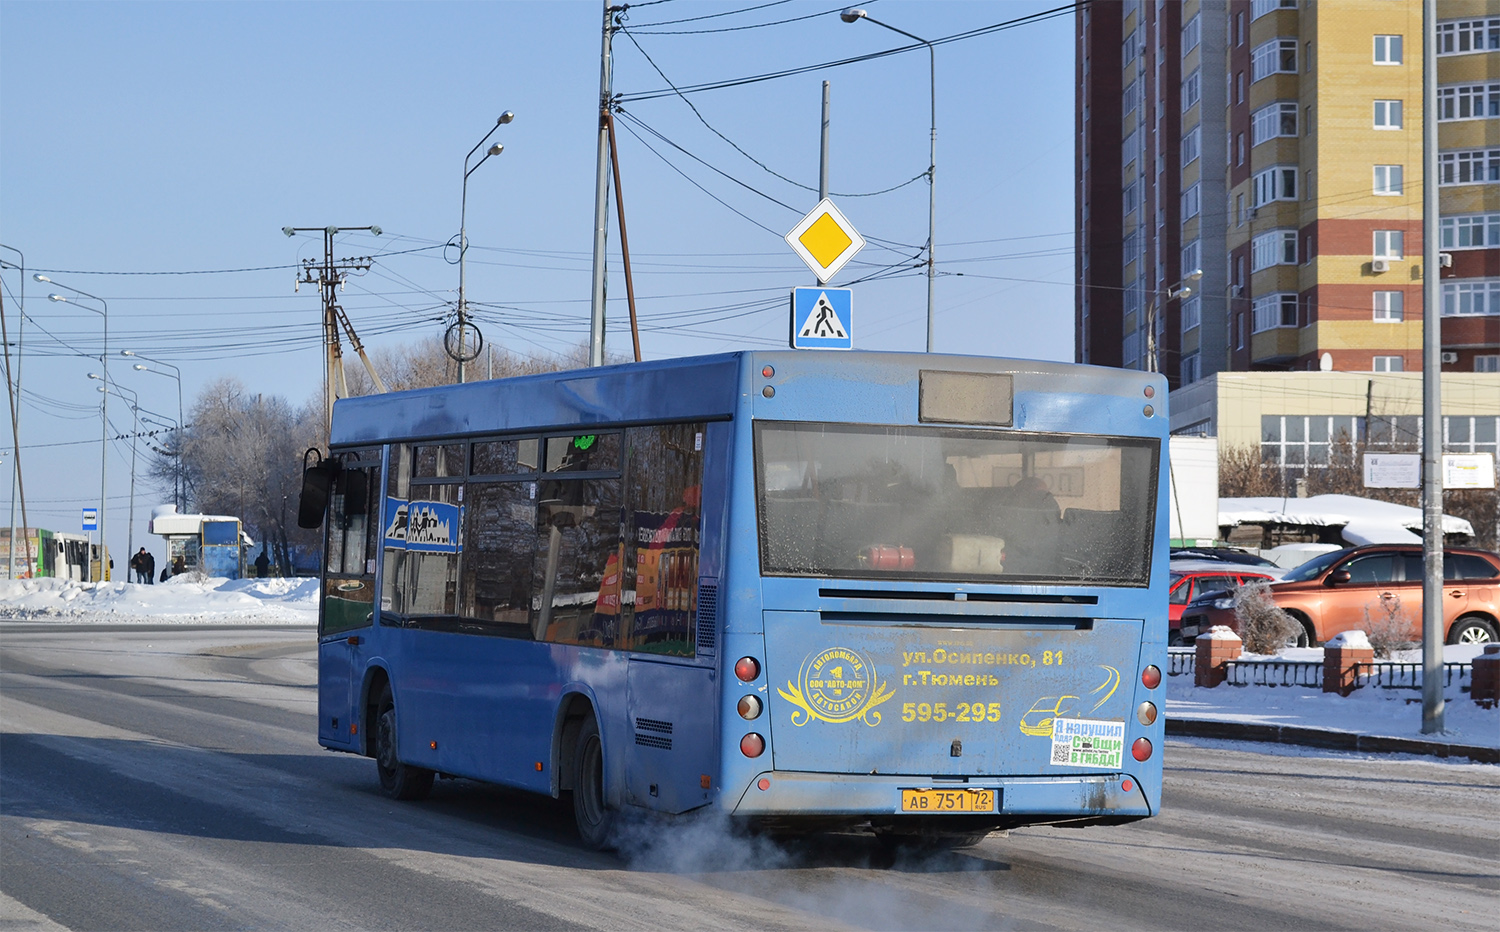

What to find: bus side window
left=460, top=480, right=537, bottom=637
left=534, top=477, right=624, bottom=647
left=621, top=423, right=705, bottom=656
left=382, top=445, right=411, bottom=615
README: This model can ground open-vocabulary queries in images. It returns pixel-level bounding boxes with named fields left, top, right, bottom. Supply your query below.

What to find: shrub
left=1364, top=594, right=1416, bottom=659
left=1233, top=581, right=1302, bottom=654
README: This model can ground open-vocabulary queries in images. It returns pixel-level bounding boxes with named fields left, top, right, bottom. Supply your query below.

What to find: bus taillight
left=735, top=657, right=760, bottom=682
left=737, top=695, right=763, bottom=720
left=1131, top=737, right=1153, bottom=761
left=1136, top=701, right=1158, bottom=726
left=1141, top=665, right=1161, bottom=689
left=740, top=733, right=766, bottom=758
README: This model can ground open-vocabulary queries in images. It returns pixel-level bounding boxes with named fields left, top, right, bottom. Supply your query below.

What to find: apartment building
left=1076, top=0, right=1500, bottom=387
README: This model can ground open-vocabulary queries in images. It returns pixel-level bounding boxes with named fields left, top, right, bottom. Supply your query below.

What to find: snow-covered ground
left=1168, top=643, right=1498, bottom=750
left=0, top=575, right=318, bottom=624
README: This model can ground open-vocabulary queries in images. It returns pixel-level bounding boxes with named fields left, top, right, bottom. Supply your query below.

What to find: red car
left=1168, top=561, right=1278, bottom=645
left=1180, top=545, right=1500, bottom=647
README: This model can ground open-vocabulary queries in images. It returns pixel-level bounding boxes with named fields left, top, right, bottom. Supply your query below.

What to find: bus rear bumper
left=729, top=771, right=1153, bottom=824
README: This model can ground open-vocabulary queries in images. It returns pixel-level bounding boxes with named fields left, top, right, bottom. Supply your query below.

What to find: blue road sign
left=790, top=286, right=853, bottom=350
left=82, top=508, right=98, bottom=531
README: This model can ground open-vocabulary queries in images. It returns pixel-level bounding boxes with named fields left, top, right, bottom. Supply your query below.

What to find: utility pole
left=0, top=247, right=32, bottom=580
left=1420, top=0, right=1444, bottom=735
left=282, top=225, right=386, bottom=443
left=588, top=2, right=622, bottom=368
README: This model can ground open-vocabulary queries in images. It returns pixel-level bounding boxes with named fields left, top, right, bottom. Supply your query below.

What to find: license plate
left=900, top=788, right=997, bottom=813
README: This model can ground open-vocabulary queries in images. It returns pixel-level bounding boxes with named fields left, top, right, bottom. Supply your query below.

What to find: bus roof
left=328, top=350, right=1162, bottom=447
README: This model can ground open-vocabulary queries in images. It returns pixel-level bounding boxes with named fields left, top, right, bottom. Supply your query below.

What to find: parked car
left=1167, top=560, right=1279, bottom=645
left=1179, top=545, right=1500, bottom=647
left=1170, top=546, right=1282, bottom=569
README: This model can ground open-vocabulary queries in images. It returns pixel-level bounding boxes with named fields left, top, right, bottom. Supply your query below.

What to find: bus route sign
left=82, top=507, right=98, bottom=532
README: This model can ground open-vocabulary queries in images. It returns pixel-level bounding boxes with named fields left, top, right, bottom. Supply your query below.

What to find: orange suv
left=1180, top=545, right=1500, bottom=647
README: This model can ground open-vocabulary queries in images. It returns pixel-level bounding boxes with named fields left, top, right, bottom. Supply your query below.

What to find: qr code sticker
left=1051, top=741, right=1070, bottom=765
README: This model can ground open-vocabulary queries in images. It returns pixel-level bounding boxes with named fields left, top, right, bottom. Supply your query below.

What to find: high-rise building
left=1076, top=0, right=1500, bottom=388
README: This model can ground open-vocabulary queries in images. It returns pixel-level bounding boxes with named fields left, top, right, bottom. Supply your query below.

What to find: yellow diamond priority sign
left=785, top=197, right=865, bottom=283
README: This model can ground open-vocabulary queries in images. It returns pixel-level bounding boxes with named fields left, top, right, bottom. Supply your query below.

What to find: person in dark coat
left=254, top=548, right=270, bottom=578
left=129, top=548, right=149, bottom=583
left=144, top=550, right=156, bottom=585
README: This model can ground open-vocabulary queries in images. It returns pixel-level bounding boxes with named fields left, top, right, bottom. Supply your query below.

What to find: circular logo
left=802, top=647, right=872, bottom=720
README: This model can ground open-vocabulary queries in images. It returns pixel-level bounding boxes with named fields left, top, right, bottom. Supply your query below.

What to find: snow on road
left=0, top=575, right=317, bottom=624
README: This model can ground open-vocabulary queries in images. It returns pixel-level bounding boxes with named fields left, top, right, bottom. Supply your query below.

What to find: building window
left=1237, top=313, right=1246, bottom=348
left=1251, top=230, right=1298, bottom=271
left=1236, top=193, right=1246, bottom=226
left=1181, top=296, right=1202, bottom=333
left=1124, top=181, right=1141, bottom=216
left=1437, top=83, right=1500, bottom=121
left=1181, top=69, right=1201, bottom=111
left=1251, top=39, right=1297, bottom=81
left=1373, top=230, right=1404, bottom=259
left=1182, top=13, right=1201, bottom=54
left=1260, top=415, right=1363, bottom=471
left=1123, top=80, right=1141, bottom=118
left=1372, top=356, right=1404, bottom=373
left=1237, top=133, right=1247, bottom=165
left=1442, top=279, right=1500, bottom=316
left=1439, top=149, right=1500, bottom=185
left=1373, top=35, right=1403, bottom=64
left=1250, top=0, right=1297, bottom=21
left=1123, top=230, right=1143, bottom=268
left=1373, top=99, right=1403, bottom=129
left=1122, top=128, right=1141, bottom=168
left=1181, top=239, right=1201, bottom=276
left=1441, top=213, right=1500, bottom=249
left=1437, top=18, right=1500, bottom=55
left=1181, top=126, right=1201, bottom=166
left=1373, top=291, right=1404, bottom=321
left=1122, top=29, right=1140, bottom=65
left=1476, top=355, right=1499, bottom=373
left=1252, top=166, right=1298, bottom=207
left=1373, top=165, right=1404, bottom=196
left=1251, top=102, right=1298, bottom=145
left=1180, top=353, right=1201, bottom=385
left=1237, top=71, right=1246, bottom=103
left=1252, top=293, right=1299, bottom=333
left=1181, top=183, right=1201, bottom=221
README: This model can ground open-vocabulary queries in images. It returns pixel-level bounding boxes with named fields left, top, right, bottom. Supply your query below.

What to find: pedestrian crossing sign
left=790, top=287, right=853, bottom=350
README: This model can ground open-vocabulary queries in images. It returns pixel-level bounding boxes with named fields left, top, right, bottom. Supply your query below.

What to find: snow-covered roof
left=1219, top=494, right=1474, bottom=546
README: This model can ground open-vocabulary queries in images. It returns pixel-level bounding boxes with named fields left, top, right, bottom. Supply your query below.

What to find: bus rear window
left=755, top=422, right=1158, bottom=586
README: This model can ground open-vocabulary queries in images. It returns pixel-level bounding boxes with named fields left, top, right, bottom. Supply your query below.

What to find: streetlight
left=91, top=375, right=139, bottom=572
left=122, top=350, right=184, bottom=511
left=841, top=8, right=937, bottom=352
left=456, top=111, right=514, bottom=383
left=1146, top=268, right=1203, bottom=374
left=38, top=275, right=109, bottom=582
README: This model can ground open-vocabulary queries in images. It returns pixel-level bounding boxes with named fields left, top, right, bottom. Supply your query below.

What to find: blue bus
left=307, top=351, right=1168, bottom=849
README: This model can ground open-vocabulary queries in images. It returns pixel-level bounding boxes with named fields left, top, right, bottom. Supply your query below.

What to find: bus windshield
left=755, top=421, right=1159, bottom=586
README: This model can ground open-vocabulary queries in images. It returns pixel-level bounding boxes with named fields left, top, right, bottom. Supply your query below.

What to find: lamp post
left=121, top=350, right=184, bottom=511
left=91, top=376, right=138, bottom=571
left=841, top=7, right=937, bottom=352
left=37, top=275, right=108, bottom=582
left=457, top=112, right=514, bottom=384
left=1146, top=268, right=1203, bottom=374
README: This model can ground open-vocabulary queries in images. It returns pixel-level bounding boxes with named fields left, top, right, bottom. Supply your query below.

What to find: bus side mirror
left=298, top=449, right=340, bottom=529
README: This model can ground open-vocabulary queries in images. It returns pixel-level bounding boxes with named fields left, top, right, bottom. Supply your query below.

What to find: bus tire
left=572, top=717, right=616, bottom=850
left=375, top=686, right=433, bottom=801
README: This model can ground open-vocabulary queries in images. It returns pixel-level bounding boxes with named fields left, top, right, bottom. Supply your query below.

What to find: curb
left=1166, top=717, right=1499, bottom=764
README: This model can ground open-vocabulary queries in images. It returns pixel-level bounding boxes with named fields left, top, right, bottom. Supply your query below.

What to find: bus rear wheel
left=375, top=686, right=434, bottom=801
left=572, top=717, right=616, bottom=850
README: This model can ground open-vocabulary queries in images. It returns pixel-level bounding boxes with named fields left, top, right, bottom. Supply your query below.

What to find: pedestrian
left=144, top=550, right=156, bottom=585
left=171, top=554, right=186, bottom=576
left=254, top=548, right=270, bottom=578
left=130, top=547, right=149, bottom=584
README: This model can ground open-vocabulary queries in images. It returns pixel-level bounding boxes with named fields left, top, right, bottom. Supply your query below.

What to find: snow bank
left=1326, top=630, right=1373, bottom=650
left=0, top=575, right=319, bottom=624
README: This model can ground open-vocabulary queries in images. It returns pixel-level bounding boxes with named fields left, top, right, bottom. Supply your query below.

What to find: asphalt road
left=2, top=624, right=1495, bottom=931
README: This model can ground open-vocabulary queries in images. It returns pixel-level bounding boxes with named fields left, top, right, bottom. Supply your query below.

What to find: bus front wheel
left=572, top=717, right=616, bottom=850
left=375, top=686, right=434, bottom=801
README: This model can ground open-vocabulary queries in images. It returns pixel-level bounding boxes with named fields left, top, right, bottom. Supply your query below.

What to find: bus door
left=318, top=452, right=381, bottom=750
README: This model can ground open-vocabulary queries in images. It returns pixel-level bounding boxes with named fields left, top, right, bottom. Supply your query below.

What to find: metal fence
left=1355, top=661, right=1472, bottom=691
left=1225, top=659, right=1324, bottom=687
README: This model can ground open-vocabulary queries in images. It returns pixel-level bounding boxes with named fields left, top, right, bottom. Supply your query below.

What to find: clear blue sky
left=1, top=0, right=1077, bottom=563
